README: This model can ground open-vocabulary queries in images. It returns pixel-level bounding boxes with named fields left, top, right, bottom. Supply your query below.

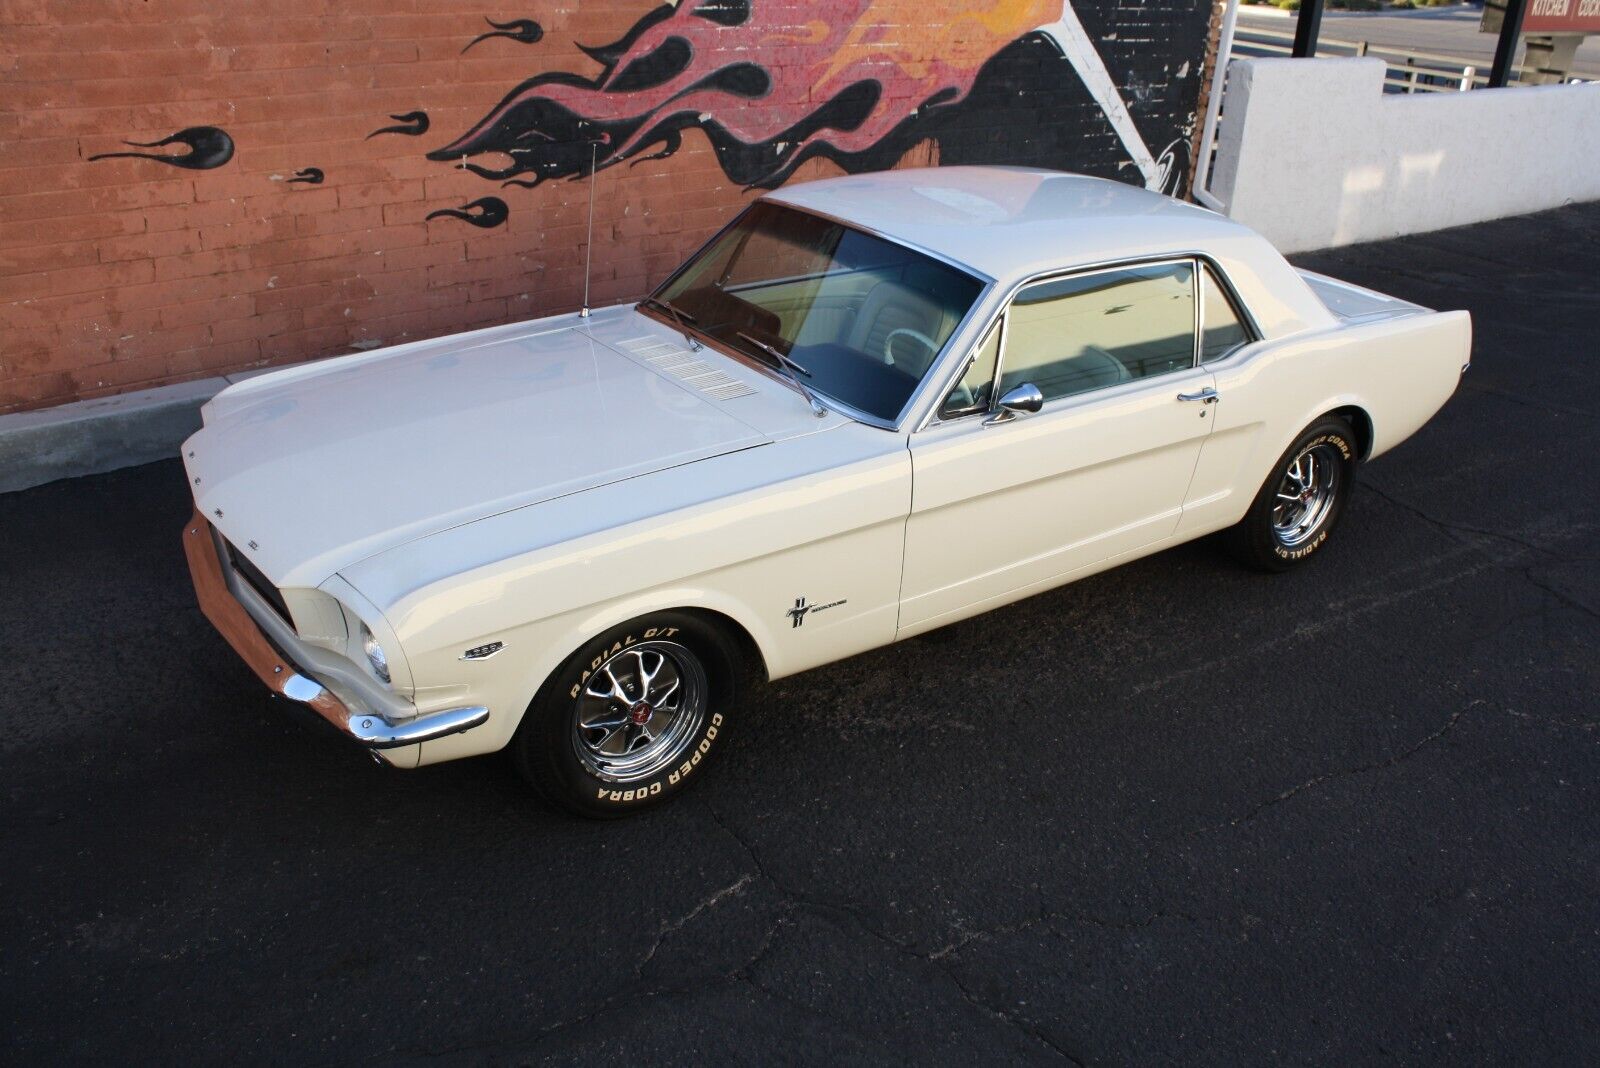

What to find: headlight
left=361, top=624, right=391, bottom=684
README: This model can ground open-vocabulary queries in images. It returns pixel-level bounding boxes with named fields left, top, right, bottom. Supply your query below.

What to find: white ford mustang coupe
left=182, top=167, right=1470, bottom=816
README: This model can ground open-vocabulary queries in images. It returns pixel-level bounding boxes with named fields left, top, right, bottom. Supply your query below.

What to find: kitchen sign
left=1483, top=0, right=1600, bottom=34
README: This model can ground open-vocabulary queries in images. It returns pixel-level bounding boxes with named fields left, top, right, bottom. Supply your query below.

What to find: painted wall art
left=20, top=0, right=1220, bottom=414
left=368, top=112, right=431, bottom=140
left=83, top=2, right=1211, bottom=226
left=425, top=196, right=512, bottom=228
left=463, top=17, right=545, bottom=53
left=431, top=1, right=1205, bottom=197
left=86, top=126, right=236, bottom=170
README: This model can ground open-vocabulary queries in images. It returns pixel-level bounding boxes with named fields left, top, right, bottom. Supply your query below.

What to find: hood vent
left=615, top=336, right=756, bottom=401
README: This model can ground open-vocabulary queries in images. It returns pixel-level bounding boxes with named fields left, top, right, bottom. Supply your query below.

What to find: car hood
left=184, top=316, right=773, bottom=588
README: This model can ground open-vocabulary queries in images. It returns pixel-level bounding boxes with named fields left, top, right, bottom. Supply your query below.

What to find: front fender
left=345, top=429, right=912, bottom=766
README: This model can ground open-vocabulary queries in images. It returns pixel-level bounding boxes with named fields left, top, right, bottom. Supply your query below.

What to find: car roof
left=761, top=166, right=1259, bottom=284
left=760, top=166, right=1330, bottom=339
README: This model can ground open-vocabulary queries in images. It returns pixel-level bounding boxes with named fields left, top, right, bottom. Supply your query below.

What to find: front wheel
left=512, top=612, right=739, bottom=818
left=1225, top=416, right=1357, bottom=572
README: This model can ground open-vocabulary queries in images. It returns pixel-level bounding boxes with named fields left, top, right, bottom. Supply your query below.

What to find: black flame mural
left=87, top=126, right=235, bottom=170
left=367, top=112, right=431, bottom=140
left=430, top=0, right=1207, bottom=196
left=88, top=2, right=1214, bottom=229
left=462, top=17, right=544, bottom=53
left=425, top=196, right=511, bottom=228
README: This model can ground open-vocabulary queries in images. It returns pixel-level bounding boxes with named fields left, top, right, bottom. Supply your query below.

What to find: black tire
left=512, top=611, right=740, bottom=818
left=1225, top=416, right=1357, bottom=573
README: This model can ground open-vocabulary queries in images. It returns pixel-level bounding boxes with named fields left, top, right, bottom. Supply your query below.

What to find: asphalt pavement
left=3, top=203, right=1599, bottom=1064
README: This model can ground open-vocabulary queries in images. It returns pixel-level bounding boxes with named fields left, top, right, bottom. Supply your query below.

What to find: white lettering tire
left=1225, top=416, right=1357, bottom=573
left=511, top=612, right=741, bottom=818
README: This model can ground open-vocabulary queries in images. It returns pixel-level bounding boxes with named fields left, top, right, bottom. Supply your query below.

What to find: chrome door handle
left=1177, top=387, right=1219, bottom=404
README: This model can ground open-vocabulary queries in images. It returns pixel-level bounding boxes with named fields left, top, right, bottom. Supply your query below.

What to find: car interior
left=672, top=258, right=979, bottom=421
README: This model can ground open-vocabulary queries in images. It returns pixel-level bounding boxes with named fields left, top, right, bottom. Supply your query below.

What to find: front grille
left=223, top=537, right=294, bottom=630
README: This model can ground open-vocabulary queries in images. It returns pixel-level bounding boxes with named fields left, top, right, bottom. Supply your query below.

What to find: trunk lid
left=1297, top=269, right=1430, bottom=325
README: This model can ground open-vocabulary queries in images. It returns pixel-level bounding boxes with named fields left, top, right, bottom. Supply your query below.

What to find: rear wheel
left=512, top=612, right=739, bottom=818
left=1226, top=416, right=1356, bottom=572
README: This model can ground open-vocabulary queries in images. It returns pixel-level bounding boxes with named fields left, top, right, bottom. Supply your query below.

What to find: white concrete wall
left=1209, top=57, right=1600, bottom=253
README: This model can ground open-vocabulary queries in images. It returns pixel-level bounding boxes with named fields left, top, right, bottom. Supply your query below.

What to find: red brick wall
left=0, top=1, right=1220, bottom=414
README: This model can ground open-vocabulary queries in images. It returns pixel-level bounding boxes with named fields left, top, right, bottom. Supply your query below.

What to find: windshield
left=650, top=202, right=984, bottom=422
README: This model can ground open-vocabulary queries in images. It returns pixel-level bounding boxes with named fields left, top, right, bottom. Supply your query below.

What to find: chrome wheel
left=570, top=641, right=707, bottom=783
left=1272, top=442, right=1342, bottom=548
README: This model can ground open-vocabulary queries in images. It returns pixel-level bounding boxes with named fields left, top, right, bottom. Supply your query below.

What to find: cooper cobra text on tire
left=512, top=611, right=740, bottom=818
left=1226, top=416, right=1357, bottom=572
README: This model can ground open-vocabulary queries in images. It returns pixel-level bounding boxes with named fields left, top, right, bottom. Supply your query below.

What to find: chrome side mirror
left=984, top=382, right=1044, bottom=426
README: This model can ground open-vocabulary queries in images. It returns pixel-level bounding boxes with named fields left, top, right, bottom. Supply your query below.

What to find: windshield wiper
left=639, top=296, right=700, bottom=350
left=737, top=331, right=827, bottom=418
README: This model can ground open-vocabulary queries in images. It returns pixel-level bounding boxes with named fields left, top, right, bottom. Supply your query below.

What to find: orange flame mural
left=432, top=0, right=1189, bottom=191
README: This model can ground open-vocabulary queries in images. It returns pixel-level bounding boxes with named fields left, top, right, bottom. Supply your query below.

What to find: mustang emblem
left=787, top=596, right=847, bottom=628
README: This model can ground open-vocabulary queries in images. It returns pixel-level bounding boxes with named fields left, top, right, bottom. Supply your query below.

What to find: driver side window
left=939, top=322, right=1001, bottom=419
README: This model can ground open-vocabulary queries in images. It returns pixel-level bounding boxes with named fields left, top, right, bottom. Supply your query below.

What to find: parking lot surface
left=3, top=204, right=1599, bottom=1064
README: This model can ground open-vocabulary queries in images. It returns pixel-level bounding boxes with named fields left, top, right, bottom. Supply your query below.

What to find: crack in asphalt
left=1361, top=480, right=1600, bottom=623
left=697, top=798, right=1089, bottom=1063
left=391, top=907, right=798, bottom=1065
left=369, top=798, right=1141, bottom=1062
left=636, top=872, right=754, bottom=971
left=1505, top=707, right=1600, bottom=733
left=366, top=856, right=778, bottom=1062
left=1519, top=566, right=1600, bottom=624
left=936, top=960, right=1088, bottom=1066
left=730, top=910, right=792, bottom=981
left=1193, top=700, right=1480, bottom=835
left=930, top=905, right=1198, bottom=962
left=929, top=914, right=1053, bottom=961
left=1359, top=480, right=1585, bottom=563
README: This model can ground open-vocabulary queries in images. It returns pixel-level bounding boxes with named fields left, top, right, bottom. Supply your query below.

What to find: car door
left=899, top=258, right=1217, bottom=632
left=1173, top=260, right=1272, bottom=540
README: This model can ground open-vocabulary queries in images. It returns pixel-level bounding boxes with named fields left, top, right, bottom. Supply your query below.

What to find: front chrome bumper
left=182, top=510, right=488, bottom=751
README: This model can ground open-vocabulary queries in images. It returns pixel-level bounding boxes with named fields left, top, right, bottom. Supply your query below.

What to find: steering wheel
left=883, top=327, right=938, bottom=369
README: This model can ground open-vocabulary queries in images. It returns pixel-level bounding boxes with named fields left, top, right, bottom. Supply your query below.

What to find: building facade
left=1, top=0, right=1223, bottom=414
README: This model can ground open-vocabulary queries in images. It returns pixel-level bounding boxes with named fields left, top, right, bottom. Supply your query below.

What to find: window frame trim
left=1197, top=260, right=1257, bottom=366
left=920, top=252, right=1264, bottom=431
left=994, top=256, right=1201, bottom=409
left=936, top=316, right=1005, bottom=421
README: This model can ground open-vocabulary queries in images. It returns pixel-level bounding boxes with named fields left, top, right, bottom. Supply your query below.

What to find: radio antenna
left=579, top=140, right=597, bottom=319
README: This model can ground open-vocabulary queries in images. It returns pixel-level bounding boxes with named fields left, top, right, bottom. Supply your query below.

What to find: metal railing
left=1234, top=24, right=1490, bottom=92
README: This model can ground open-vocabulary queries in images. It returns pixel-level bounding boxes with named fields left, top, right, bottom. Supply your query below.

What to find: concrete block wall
left=1210, top=57, right=1600, bottom=254
left=1, top=0, right=1221, bottom=418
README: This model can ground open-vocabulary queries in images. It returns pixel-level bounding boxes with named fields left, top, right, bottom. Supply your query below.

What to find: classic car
left=181, top=167, right=1471, bottom=816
